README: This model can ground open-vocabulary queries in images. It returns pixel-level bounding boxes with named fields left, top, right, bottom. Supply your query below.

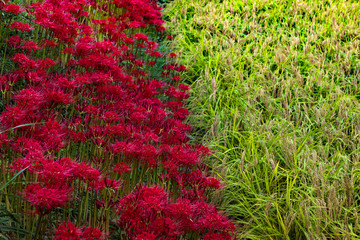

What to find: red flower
left=23, top=184, right=71, bottom=214
left=148, top=50, right=162, bottom=58
left=172, top=76, right=181, bottom=82
left=102, top=111, right=119, bottom=123
left=140, top=144, right=158, bottom=166
left=42, top=40, right=57, bottom=48
left=80, top=24, right=93, bottom=35
left=148, top=60, right=156, bottom=66
left=203, top=232, right=234, bottom=240
left=205, top=177, right=221, bottom=189
left=73, top=162, right=101, bottom=182
left=103, top=178, right=121, bottom=191
left=36, top=120, right=66, bottom=151
left=15, top=88, right=44, bottom=111
left=0, top=133, right=10, bottom=150
left=45, top=89, right=73, bottom=106
left=198, top=211, right=236, bottom=233
left=53, top=222, right=81, bottom=240
left=82, top=226, right=104, bottom=240
left=8, top=36, right=22, bottom=48
left=36, top=158, right=75, bottom=185
left=114, top=162, right=132, bottom=175
left=21, top=41, right=41, bottom=52
left=176, top=65, right=188, bottom=71
left=134, top=232, right=157, bottom=240
left=10, top=22, right=33, bottom=32
left=168, top=52, right=177, bottom=58
left=173, top=108, right=190, bottom=120
left=134, top=33, right=148, bottom=42
left=4, top=4, right=23, bottom=15
left=0, top=105, right=27, bottom=128
left=8, top=158, right=32, bottom=172
left=178, top=83, right=190, bottom=91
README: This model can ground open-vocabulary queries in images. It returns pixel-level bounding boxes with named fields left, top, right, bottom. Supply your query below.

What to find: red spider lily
left=45, top=88, right=73, bottom=106
left=15, top=88, right=45, bottom=111
left=148, top=50, right=162, bottom=58
left=113, top=162, right=132, bottom=175
left=3, top=3, right=23, bottom=15
left=140, top=144, right=158, bottom=166
left=148, top=60, right=156, bottom=66
left=73, top=162, right=102, bottom=182
left=8, top=36, right=22, bottom=48
left=203, top=232, right=235, bottom=240
left=166, top=101, right=184, bottom=110
left=133, top=33, right=149, bottom=42
left=35, top=120, right=67, bottom=151
left=81, top=226, right=104, bottom=240
left=42, top=40, right=57, bottom=48
left=169, top=145, right=200, bottom=168
left=35, top=158, right=76, bottom=185
left=168, top=53, right=178, bottom=58
left=8, top=158, right=32, bottom=172
left=116, top=186, right=235, bottom=238
left=173, top=108, right=190, bottom=120
left=0, top=106, right=27, bottom=128
left=9, top=22, right=33, bottom=32
left=134, top=232, right=157, bottom=240
left=53, top=222, right=81, bottom=240
left=79, top=24, right=93, bottom=36
left=205, top=177, right=221, bottom=189
left=103, top=177, right=122, bottom=191
left=12, top=137, right=44, bottom=154
left=21, top=41, right=41, bottom=52
left=57, top=77, right=78, bottom=90
left=0, top=76, right=9, bottom=91
left=23, top=184, right=71, bottom=214
left=0, top=133, right=10, bottom=147
left=178, top=83, right=190, bottom=91
left=166, top=86, right=189, bottom=100
left=101, top=111, right=119, bottom=123
left=11, top=53, right=30, bottom=64
left=116, top=185, right=169, bottom=236
left=172, top=76, right=182, bottom=82
left=105, top=124, right=127, bottom=137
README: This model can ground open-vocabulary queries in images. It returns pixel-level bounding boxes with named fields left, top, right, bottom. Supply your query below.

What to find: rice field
left=164, top=0, right=360, bottom=238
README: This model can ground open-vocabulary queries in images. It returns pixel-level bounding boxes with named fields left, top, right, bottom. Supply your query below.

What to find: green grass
left=163, top=0, right=360, bottom=239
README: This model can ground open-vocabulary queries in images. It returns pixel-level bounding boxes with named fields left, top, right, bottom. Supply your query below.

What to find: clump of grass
left=164, top=0, right=360, bottom=238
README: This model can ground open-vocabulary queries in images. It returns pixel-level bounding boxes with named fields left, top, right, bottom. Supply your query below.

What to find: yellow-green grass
left=164, top=0, right=360, bottom=239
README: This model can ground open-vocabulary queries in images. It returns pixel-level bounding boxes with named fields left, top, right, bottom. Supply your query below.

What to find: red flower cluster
left=54, top=222, right=104, bottom=240
left=117, top=185, right=235, bottom=239
left=0, top=0, right=236, bottom=238
left=3, top=3, right=24, bottom=15
left=23, top=184, right=71, bottom=215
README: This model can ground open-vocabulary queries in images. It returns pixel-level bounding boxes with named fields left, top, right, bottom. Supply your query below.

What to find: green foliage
left=164, top=0, right=360, bottom=238
left=156, top=0, right=174, bottom=5
left=0, top=204, right=31, bottom=240
left=0, top=168, right=31, bottom=240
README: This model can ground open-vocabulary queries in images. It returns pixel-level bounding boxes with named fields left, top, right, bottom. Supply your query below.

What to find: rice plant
left=164, top=0, right=360, bottom=238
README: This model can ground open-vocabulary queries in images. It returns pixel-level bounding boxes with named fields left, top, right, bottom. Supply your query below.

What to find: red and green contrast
left=0, top=0, right=236, bottom=239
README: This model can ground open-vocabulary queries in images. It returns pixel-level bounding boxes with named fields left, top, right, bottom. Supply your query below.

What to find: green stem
left=34, top=213, right=44, bottom=240
left=1, top=44, right=8, bottom=76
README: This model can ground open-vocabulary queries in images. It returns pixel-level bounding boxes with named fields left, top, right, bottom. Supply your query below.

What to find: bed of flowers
left=0, top=0, right=236, bottom=239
